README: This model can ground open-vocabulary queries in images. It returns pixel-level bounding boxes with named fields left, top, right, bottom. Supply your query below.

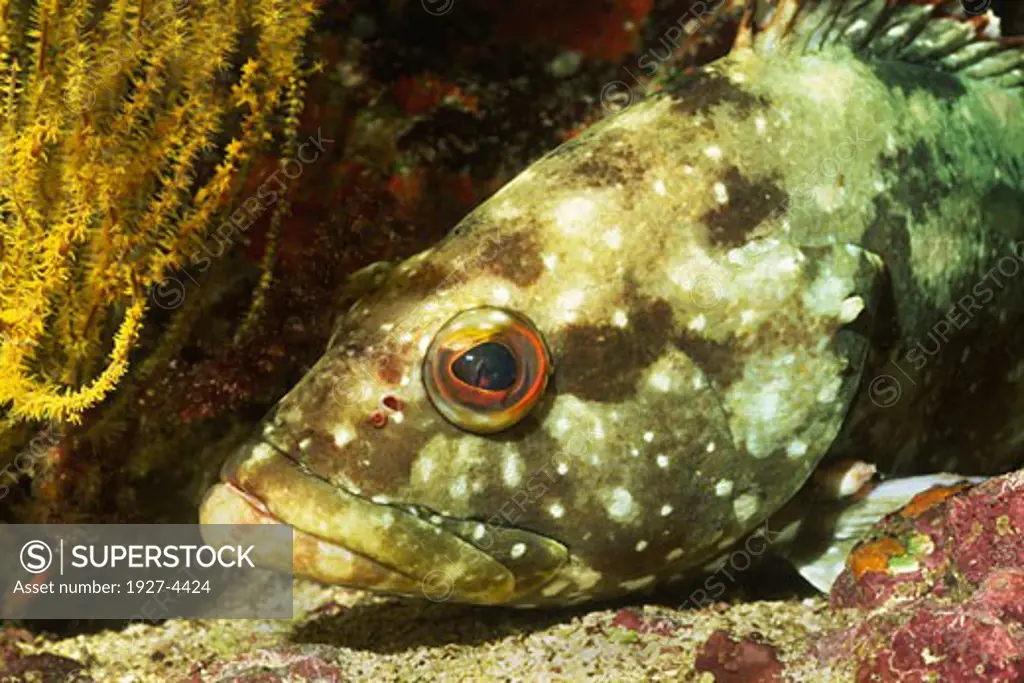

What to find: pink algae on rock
left=694, top=629, right=786, bottom=683
left=820, top=469, right=1024, bottom=682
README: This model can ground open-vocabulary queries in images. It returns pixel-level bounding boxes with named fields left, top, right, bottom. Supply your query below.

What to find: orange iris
left=423, top=307, right=552, bottom=434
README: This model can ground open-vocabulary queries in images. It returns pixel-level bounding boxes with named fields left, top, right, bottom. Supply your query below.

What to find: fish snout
left=199, top=437, right=570, bottom=605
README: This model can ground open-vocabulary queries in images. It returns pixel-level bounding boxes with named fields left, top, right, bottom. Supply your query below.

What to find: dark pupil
left=452, top=342, right=518, bottom=391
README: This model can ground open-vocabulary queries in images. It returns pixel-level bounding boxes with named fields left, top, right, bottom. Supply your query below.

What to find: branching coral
left=0, top=0, right=318, bottom=433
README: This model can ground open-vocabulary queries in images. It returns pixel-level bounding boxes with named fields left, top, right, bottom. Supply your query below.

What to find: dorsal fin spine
left=722, top=0, right=1024, bottom=93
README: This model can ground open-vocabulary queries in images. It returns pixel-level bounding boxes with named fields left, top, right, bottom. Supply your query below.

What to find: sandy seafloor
left=21, top=580, right=856, bottom=681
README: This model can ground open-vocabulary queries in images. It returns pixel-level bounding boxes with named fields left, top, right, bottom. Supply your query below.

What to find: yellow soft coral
left=0, top=0, right=317, bottom=426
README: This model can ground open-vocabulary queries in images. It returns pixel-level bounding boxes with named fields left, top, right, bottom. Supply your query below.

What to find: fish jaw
left=198, top=437, right=570, bottom=605
left=199, top=482, right=431, bottom=599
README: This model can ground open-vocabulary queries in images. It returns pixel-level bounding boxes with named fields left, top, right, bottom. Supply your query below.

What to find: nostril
left=382, top=394, right=403, bottom=412
left=369, top=411, right=388, bottom=428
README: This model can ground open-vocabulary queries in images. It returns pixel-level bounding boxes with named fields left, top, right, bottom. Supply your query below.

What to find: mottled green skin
left=201, top=38, right=1024, bottom=605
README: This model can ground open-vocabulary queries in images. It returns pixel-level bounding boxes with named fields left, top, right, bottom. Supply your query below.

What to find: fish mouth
left=199, top=438, right=569, bottom=605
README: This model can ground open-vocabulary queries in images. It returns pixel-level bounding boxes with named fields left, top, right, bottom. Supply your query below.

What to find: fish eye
left=423, top=307, right=552, bottom=434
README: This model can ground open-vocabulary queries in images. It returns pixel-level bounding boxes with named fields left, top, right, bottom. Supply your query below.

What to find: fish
left=199, top=0, right=1024, bottom=607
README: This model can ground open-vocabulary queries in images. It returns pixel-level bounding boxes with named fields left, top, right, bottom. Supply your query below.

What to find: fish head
left=201, top=89, right=884, bottom=606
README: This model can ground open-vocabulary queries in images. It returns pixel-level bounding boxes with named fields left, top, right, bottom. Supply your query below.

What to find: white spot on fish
left=612, top=310, right=629, bottom=328
left=250, top=443, right=274, bottom=464
left=603, top=227, right=623, bottom=249
left=549, top=502, right=565, bottom=519
left=643, top=431, right=655, bottom=443
left=804, top=275, right=850, bottom=319
left=693, top=375, right=706, bottom=390
left=379, top=322, right=395, bottom=332
left=649, top=372, right=672, bottom=392
left=706, top=441, right=716, bottom=453
left=556, top=462, right=569, bottom=475
left=556, top=289, right=586, bottom=321
left=298, top=437, right=312, bottom=451
left=391, top=411, right=405, bottom=424
left=503, top=449, right=524, bottom=487
left=666, top=548, right=684, bottom=561
left=777, top=256, right=798, bottom=273
left=688, top=314, right=707, bottom=332
left=755, top=116, right=767, bottom=134
left=560, top=289, right=585, bottom=307
left=653, top=179, right=667, bottom=196
left=605, top=487, right=635, bottom=521
left=704, top=145, right=723, bottom=161
left=660, top=504, right=673, bottom=516
left=715, top=479, right=734, bottom=497
left=656, top=454, right=670, bottom=468
left=552, top=196, right=597, bottom=234
left=449, top=476, right=468, bottom=499
left=786, top=440, right=809, bottom=459
left=619, top=575, right=656, bottom=592
left=713, top=182, right=729, bottom=204
left=635, top=540, right=648, bottom=552
left=817, top=377, right=841, bottom=404
left=754, top=378, right=787, bottom=420
left=416, top=454, right=435, bottom=482
left=542, top=253, right=557, bottom=270
left=473, top=524, right=486, bottom=540
left=332, top=424, right=355, bottom=448
left=733, top=493, right=759, bottom=522
left=510, top=543, right=527, bottom=559
left=491, top=286, right=511, bottom=306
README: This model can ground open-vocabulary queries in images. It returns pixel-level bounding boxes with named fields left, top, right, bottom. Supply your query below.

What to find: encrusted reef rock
left=817, top=470, right=1024, bottom=682
left=1, top=629, right=92, bottom=682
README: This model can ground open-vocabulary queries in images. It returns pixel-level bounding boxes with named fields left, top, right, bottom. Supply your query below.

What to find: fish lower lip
left=200, top=439, right=520, bottom=604
left=200, top=482, right=428, bottom=596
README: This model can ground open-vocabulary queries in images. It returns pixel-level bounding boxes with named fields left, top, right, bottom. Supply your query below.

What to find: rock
left=832, top=470, right=1023, bottom=608
left=1, top=634, right=92, bottom=682
left=819, top=470, right=1024, bottom=681
left=694, top=629, right=786, bottom=683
